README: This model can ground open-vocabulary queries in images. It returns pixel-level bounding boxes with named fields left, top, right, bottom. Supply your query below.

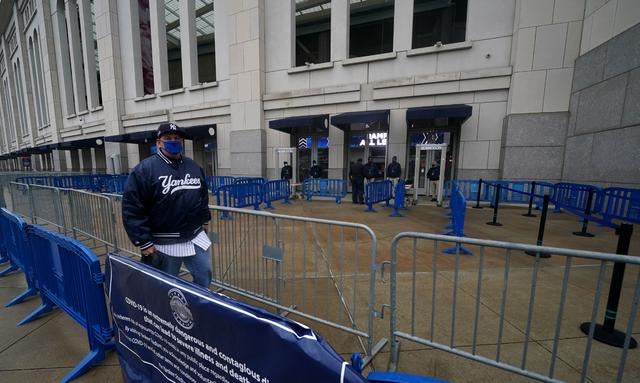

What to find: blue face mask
left=162, top=140, right=183, bottom=155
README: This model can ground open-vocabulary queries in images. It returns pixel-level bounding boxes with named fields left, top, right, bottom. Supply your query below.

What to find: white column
left=149, top=0, right=169, bottom=92
left=393, top=0, right=413, bottom=52
left=180, top=0, right=197, bottom=87
left=64, top=0, right=88, bottom=112
left=331, top=0, right=349, bottom=61
left=78, top=0, right=100, bottom=109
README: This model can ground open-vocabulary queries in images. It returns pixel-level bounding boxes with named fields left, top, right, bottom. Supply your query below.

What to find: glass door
left=316, top=136, right=329, bottom=178
left=297, top=137, right=312, bottom=181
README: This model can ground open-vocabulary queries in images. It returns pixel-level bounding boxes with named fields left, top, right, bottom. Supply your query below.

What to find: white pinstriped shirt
left=154, top=230, right=211, bottom=257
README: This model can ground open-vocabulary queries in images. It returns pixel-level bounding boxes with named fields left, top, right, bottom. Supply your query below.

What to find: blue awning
left=268, top=114, right=329, bottom=134
left=406, top=104, right=473, bottom=123
left=330, top=110, right=389, bottom=131
left=105, top=131, right=157, bottom=144
left=56, top=137, right=105, bottom=150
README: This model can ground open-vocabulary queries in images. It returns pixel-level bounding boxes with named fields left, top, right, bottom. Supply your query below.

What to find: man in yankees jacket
left=122, top=122, right=212, bottom=288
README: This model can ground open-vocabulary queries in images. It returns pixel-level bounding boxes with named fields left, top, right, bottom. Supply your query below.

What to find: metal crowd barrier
left=7, top=182, right=118, bottom=253
left=600, top=187, right=640, bottom=224
left=235, top=176, right=266, bottom=185
left=205, top=175, right=235, bottom=192
left=207, top=205, right=387, bottom=366
left=303, top=178, right=347, bottom=204
left=364, top=180, right=392, bottom=212
left=0, top=208, right=38, bottom=306
left=386, top=232, right=640, bottom=383
left=19, top=224, right=115, bottom=382
left=263, top=179, right=291, bottom=209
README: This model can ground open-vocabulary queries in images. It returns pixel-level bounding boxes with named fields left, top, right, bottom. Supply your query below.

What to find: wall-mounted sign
left=354, top=132, right=387, bottom=147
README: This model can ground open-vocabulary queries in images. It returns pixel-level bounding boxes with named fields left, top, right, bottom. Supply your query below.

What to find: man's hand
left=141, top=245, right=156, bottom=256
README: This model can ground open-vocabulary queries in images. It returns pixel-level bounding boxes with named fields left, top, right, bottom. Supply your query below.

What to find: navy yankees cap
left=157, top=122, right=188, bottom=139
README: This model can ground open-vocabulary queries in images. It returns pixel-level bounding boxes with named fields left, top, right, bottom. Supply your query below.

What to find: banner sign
left=106, top=253, right=367, bottom=383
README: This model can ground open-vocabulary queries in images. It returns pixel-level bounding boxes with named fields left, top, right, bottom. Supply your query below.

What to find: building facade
left=0, top=0, right=638, bottom=188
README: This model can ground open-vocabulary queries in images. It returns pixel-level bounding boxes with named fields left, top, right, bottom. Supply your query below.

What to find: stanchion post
left=486, top=184, right=503, bottom=226
left=573, top=188, right=595, bottom=237
left=580, top=224, right=637, bottom=348
left=522, top=181, right=536, bottom=217
left=473, top=178, right=483, bottom=209
left=525, top=194, right=550, bottom=258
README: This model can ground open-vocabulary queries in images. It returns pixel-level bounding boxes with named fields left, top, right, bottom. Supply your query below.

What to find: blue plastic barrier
left=205, top=175, right=235, bottom=192
left=533, top=181, right=555, bottom=209
left=552, top=182, right=603, bottom=214
left=215, top=183, right=263, bottom=218
left=390, top=180, right=406, bottom=217
left=0, top=208, right=39, bottom=306
left=365, top=180, right=393, bottom=212
left=303, top=178, right=347, bottom=204
left=19, top=224, right=114, bottom=382
left=442, top=183, right=472, bottom=255
left=600, top=187, right=640, bottom=224
left=263, top=179, right=291, bottom=209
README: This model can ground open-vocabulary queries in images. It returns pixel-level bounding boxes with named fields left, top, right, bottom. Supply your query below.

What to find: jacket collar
left=157, top=149, right=183, bottom=164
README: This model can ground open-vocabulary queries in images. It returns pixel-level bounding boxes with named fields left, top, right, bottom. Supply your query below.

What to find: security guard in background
left=309, top=160, right=322, bottom=178
left=281, top=161, right=293, bottom=180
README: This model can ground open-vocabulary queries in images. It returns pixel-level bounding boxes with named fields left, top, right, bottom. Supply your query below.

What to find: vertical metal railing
left=387, top=232, right=640, bottom=383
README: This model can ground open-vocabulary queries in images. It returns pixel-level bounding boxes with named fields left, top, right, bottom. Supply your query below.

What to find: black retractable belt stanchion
left=522, top=181, right=536, bottom=217
left=525, top=194, right=550, bottom=258
left=486, top=184, right=503, bottom=226
left=580, top=224, right=637, bottom=348
left=473, top=178, right=483, bottom=209
left=573, top=188, right=595, bottom=237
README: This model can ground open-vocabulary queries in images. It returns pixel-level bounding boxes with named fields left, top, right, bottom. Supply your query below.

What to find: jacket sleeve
left=121, top=168, right=154, bottom=250
left=200, top=167, right=212, bottom=224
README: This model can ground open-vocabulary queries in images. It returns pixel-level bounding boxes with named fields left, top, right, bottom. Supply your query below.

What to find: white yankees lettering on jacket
left=158, top=174, right=201, bottom=195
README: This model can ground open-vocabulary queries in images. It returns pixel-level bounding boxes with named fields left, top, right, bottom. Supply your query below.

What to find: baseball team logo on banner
left=106, top=253, right=367, bottom=383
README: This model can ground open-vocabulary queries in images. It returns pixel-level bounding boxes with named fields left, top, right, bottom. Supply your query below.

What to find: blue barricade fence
left=365, top=180, right=392, bottom=212
left=552, top=182, right=603, bottom=214
left=215, top=183, right=263, bottom=217
left=263, top=179, right=290, bottom=209
left=205, top=175, right=235, bottom=192
left=303, top=178, right=347, bottom=204
left=390, top=180, right=406, bottom=217
left=106, top=253, right=369, bottom=383
left=15, top=174, right=131, bottom=194
left=600, top=187, right=640, bottom=224
left=14, top=224, right=114, bottom=382
left=0, top=208, right=39, bottom=306
left=442, top=183, right=472, bottom=255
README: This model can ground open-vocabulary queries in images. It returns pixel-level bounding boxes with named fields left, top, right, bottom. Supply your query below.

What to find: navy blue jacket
left=386, top=161, right=401, bottom=178
left=122, top=151, right=211, bottom=251
left=363, top=162, right=379, bottom=179
left=310, top=165, right=322, bottom=178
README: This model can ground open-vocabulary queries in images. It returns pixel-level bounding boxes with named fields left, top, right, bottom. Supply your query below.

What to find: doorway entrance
left=413, top=144, right=447, bottom=206
left=274, top=147, right=296, bottom=183
left=295, top=136, right=329, bottom=180
left=347, top=131, right=388, bottom=178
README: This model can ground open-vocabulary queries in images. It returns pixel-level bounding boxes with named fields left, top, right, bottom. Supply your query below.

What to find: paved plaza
left=0, top=199, right=638, bottom=382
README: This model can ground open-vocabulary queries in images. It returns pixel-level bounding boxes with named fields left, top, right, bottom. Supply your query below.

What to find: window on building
left=2, top=78, right=16, bottom=143
left=139, top=0, right=155, bottom=94
left=196, top=0, right=215, bottom=83
left=89, top=0, right=102, bottom=106
left=32, top=30, right=49, bottom=125
left=13, top=60, right=29, bottom=136
left=412, top=0, right=467, bottom=49
left=27, top=37, right=43, bottom=127
left=295, top=0, right=331, bottom=67
left=349, top=0, right=394, bottom=58
left=165, top=0, right=182, bottom=90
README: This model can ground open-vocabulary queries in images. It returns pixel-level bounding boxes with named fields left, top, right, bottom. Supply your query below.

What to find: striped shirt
left=154, top=230, right=211, bottom=257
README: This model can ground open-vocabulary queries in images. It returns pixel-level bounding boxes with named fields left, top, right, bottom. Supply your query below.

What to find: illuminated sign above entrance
left=361, top=132, right=387, bottom=147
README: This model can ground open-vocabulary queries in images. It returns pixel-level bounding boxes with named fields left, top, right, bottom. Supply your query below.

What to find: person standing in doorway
left=122, top=122, right=212, bottom=288
left=349, top=158, right=365, bottom=204
left=309, top=160, right=322, bottom=179
left=363, top=157, right=379, bottom=201
left=427, top=160, right=441, bottom=202
left=281, top=161, right=293, bottom=180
